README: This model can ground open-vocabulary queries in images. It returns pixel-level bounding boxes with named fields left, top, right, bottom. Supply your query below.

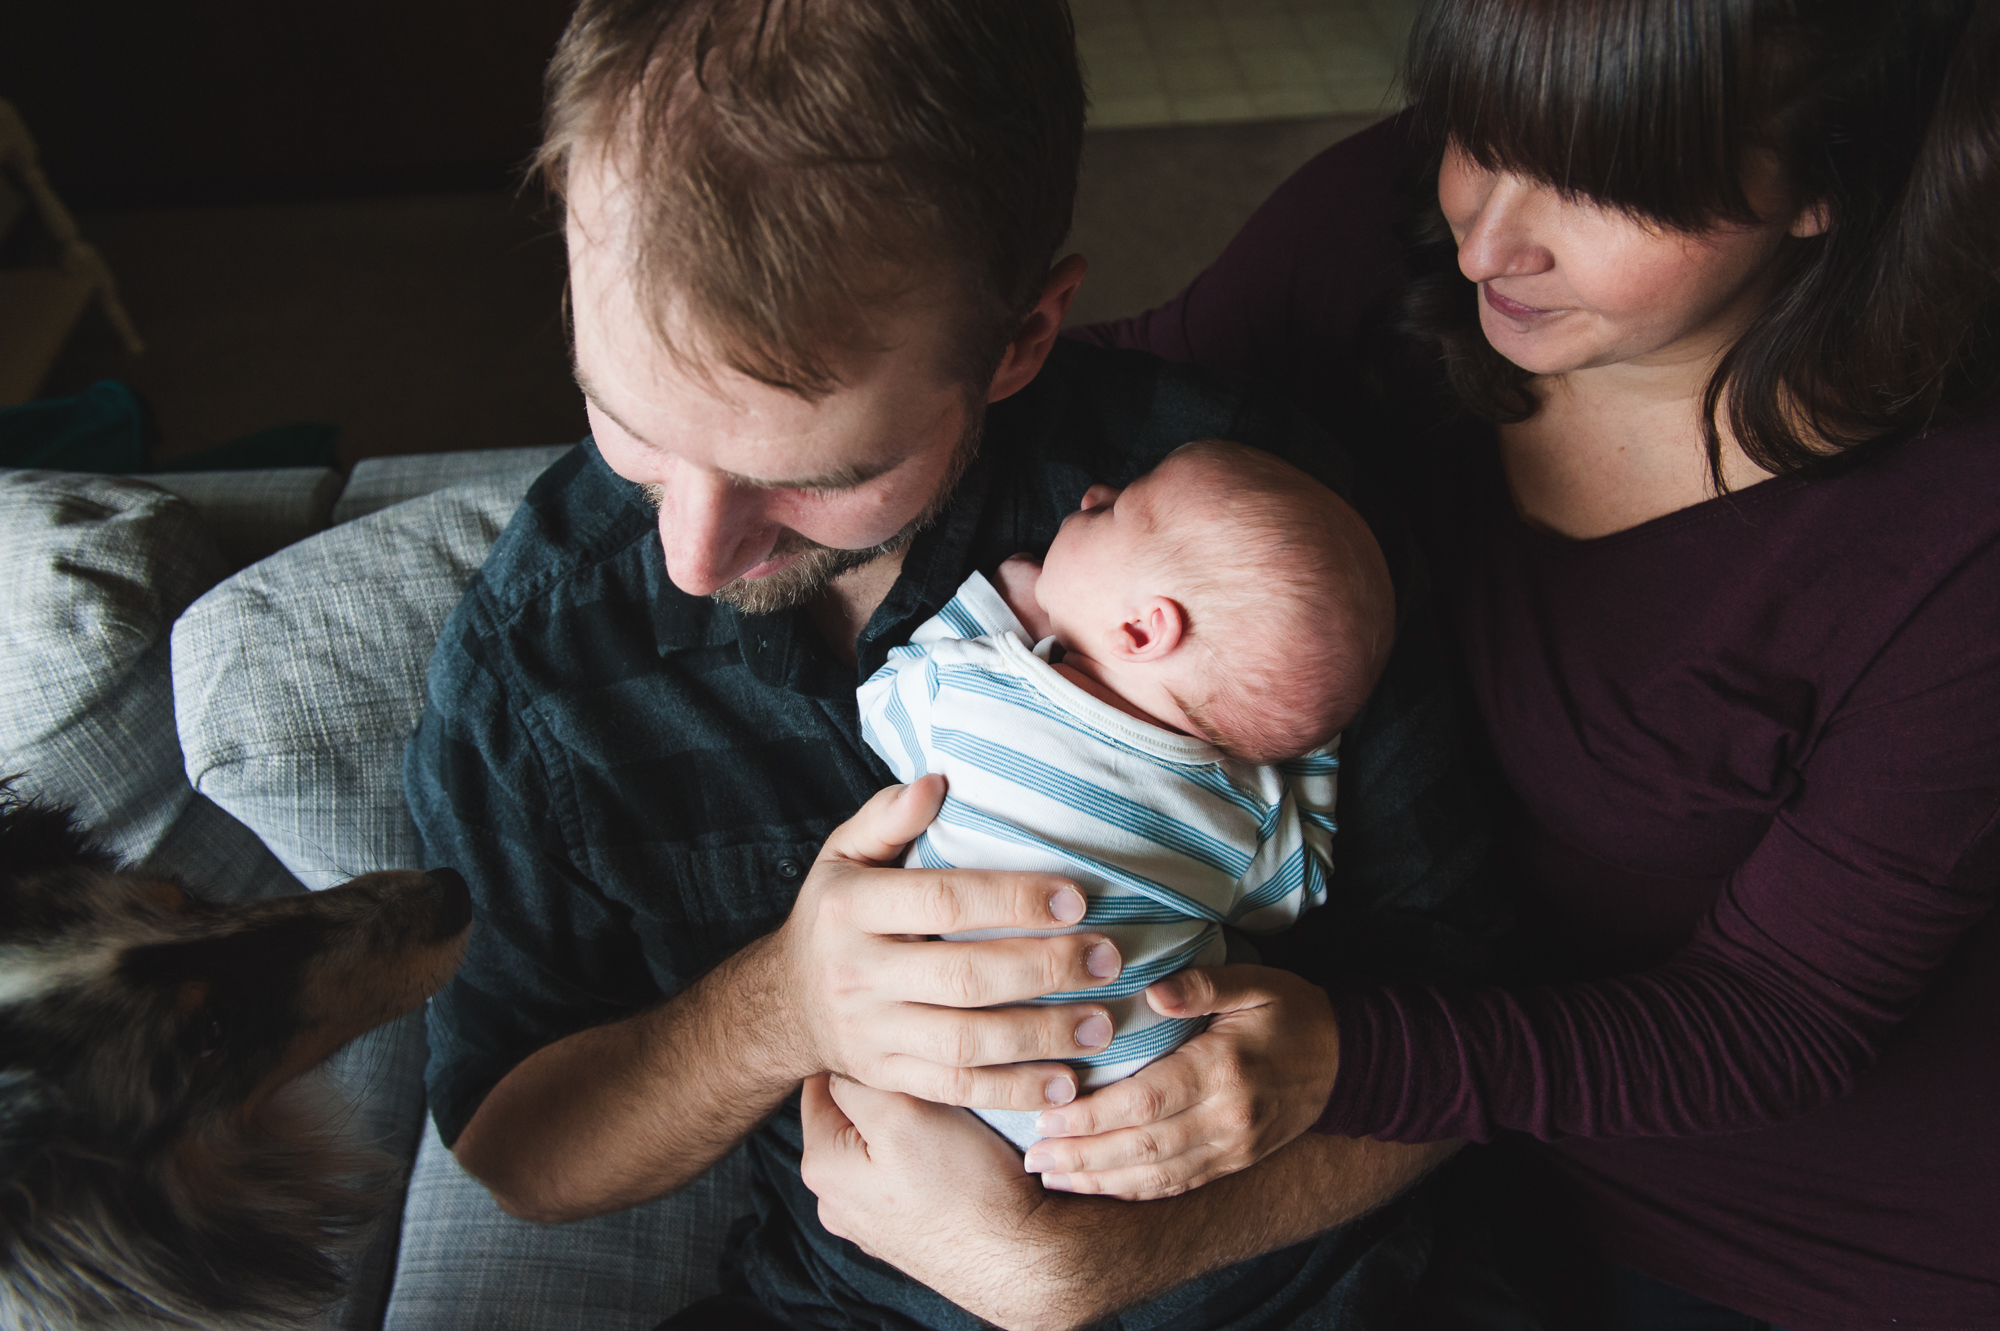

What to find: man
left=406, top=2, right=1510, bottom=1326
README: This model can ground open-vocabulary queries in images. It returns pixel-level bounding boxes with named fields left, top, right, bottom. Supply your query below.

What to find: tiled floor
left=1076, top=0, right=1417, bottom=128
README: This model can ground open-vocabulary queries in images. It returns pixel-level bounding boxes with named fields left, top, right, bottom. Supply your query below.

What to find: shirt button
left=776, top=858, right=803, bottom=881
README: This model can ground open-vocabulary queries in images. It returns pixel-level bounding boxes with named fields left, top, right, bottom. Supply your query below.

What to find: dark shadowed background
left=1, top=1, right=1379, bottom=468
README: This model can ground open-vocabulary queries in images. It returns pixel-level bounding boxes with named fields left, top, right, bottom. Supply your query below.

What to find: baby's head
left=1035, top=441, right=1395, bottom=764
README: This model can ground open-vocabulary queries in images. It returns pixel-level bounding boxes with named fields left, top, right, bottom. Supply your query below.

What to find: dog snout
left=424, top=868, right=472, bottom=942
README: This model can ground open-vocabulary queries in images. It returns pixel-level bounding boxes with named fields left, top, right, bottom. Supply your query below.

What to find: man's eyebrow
left=573, top=364, right=652, bottom=447
left=728, top=460, right=892, bottom=491
left=573, top=363, right=899, bottom=492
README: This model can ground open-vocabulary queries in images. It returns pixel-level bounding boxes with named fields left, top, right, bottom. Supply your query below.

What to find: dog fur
left=0, top=785, right=471, bottom=1329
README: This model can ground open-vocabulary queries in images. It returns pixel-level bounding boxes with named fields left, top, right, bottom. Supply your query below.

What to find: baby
left=856, top=439, right=1395, bottom=1148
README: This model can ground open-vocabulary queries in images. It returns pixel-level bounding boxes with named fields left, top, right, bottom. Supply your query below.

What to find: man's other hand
left=772, top=773, right=1123, bottom=1112
left=803, top=1074, right=1090, bottom=1331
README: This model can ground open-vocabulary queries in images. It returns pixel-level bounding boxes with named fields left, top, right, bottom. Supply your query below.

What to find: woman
left=1030, top=0, right=2000, bottom=1326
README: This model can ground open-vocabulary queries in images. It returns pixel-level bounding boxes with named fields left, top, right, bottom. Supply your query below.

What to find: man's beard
left=642, top=405, right=982, bottom=617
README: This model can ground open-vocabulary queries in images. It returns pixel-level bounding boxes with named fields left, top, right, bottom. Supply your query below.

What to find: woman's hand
left=1021, top=965, right=1341, bottom=1200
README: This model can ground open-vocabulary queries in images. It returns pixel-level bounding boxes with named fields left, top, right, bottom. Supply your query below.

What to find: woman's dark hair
left=1389, top=0, right=2000, bottom=487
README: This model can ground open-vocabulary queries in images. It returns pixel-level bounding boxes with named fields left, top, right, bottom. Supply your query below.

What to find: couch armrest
left=172, top=464, right=556, bottom=889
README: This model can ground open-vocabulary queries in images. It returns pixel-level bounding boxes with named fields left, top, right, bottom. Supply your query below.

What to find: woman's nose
left=1454, top=176, right=1557, bottom=286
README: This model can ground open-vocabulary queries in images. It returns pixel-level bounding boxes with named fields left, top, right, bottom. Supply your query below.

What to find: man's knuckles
left=930, top=947, right=990, bottom=1008
left=921, top=1013, right=999, bottom=1068
left=924, top=1063, right=982, bottom=1105
left=911, top=872, right=969, bottom=933
left=822, top=956, right=875, bottom=998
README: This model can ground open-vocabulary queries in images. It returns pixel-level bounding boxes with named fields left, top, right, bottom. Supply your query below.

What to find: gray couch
left=0, top=450, right=753, bottom=1330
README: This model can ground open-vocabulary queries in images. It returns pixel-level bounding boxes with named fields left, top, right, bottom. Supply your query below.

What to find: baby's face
left=1037, top=464, right=1182, bottom=648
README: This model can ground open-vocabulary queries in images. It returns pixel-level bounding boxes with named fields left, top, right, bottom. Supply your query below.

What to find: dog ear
left=0, top=1068, right=63, bottom=1181
left=0, top=779, right=116, bottom=882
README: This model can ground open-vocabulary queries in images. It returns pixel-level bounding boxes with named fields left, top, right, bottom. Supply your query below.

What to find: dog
left=0, top=784, right=471, bottom=1329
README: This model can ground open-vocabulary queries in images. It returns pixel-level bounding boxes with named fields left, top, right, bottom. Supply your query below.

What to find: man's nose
left=1455, top=176, right=1557, bottom=286
left=651, top=461, right=776, bottom=596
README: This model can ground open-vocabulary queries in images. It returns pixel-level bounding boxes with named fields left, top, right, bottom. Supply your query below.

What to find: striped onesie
left=857, top=571, right=1337, bottom=1149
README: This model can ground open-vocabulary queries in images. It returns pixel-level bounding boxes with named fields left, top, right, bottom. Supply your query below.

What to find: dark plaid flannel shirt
left=404, top=339, right=1507, bottom=1331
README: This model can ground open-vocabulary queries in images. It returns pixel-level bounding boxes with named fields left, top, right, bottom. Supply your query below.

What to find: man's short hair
left=538, top=0, right=1086, bottom=395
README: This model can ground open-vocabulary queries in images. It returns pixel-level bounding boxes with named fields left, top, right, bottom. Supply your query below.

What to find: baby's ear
left=1116, top=597, right=1188, bottom=662
left=0, top=1068, right=63, bottom=1182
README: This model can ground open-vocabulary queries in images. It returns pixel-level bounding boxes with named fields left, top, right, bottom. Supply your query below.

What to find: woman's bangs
left=1406, top=0, right=1762, bottom=229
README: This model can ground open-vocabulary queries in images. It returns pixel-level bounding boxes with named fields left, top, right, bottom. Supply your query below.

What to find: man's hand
left=770, top=773, right=1124, bottom=1111
left=1022, top=965, right=1341, bottom=1199
left=454, top=772, right=1122, bottom=1221
left=804, top=1074, right=1080, bottom=1331
left=802, top=1068, right=1459, bottom=1331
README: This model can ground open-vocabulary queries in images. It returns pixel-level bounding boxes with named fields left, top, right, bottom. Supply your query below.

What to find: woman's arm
left=1037, top=496, right=2000, bottom=1187
left=1323, top=545, right=2000, bottom=1144
left=1070, top=113, right=1419, bottom=431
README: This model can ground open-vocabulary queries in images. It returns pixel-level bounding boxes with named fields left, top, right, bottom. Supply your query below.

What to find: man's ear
left=0, top=1068, right=62, bottom=1183
left=987, top=254, right=1090, bottom=404
left=1111, top=596, right=1187, bottom=663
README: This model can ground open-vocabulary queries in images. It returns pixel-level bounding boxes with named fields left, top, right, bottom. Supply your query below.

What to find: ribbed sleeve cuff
left=1309, top=989, right=1396, bottom=1137
left=1308, top=984, right=1491, bottom=1143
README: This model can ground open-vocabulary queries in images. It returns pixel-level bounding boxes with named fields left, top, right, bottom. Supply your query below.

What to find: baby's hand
left=995, top=554, right=1057, bottom=642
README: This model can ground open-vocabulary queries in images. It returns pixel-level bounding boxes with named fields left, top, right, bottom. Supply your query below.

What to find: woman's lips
left=1483, top=284, right=1555, bottom=321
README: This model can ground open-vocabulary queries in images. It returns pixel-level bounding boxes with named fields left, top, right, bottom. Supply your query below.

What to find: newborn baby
left=857, top=439, right=1395, bottom=1148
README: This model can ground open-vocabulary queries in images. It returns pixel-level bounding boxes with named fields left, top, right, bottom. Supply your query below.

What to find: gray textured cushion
left=384, top=1122, right=754, bottom=1331
left=143, top=467, right=344, bottom=571
left=332, top=446, right=573, bottom=525
left=174, top=469, right=548, bottom=889
left=311, top=1011, right=432, bottom=1331
left=0, top=470, right=228, bottom=865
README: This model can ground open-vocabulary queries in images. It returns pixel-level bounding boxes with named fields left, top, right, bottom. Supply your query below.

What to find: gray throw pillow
left=174, top=465, right=556, bottom=889
left=0, top=470, right=228, bottom=864
left=332, top=445, right=572, bottom=525
left=142, top=466, right=344, bottom=571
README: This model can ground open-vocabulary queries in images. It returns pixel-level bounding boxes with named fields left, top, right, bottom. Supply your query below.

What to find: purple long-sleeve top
left=1077, top=116, right=2000, bottom=1330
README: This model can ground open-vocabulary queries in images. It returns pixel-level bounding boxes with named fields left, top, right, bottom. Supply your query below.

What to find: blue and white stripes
left=857, top=571, right=1338, bottom=1148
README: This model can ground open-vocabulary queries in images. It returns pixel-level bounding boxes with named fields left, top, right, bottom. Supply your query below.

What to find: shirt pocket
left=655, top=839, right=829, bottom=970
